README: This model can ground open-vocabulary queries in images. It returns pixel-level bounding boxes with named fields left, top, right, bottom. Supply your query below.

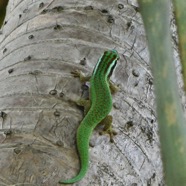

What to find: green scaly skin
left=59, top=50, right=119, bottom=184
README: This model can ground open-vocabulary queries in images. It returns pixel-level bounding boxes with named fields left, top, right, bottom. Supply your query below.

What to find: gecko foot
left=99, top=128, right=117, bottom=143
left=71, top=70, right=90, bottom=82
left=71, top=70, right=81, bottom=78
left=99, top=115, right=117, bottom=143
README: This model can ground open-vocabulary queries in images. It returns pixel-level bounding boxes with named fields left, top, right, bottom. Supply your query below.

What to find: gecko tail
left=58, top=165, right=88, bottom=184
left=59, top=124, right=91, bottom=184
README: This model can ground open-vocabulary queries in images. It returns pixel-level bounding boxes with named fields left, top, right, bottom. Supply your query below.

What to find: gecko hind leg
left=75, top=99, right=117, bottom=142
left=75, top=99, right=117, bottom=143
left=99, top=115, right=117, bottom=143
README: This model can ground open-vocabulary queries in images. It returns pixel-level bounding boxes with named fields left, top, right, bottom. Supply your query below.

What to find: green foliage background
left=138, top=0, right=186, bottom=185
left=0, top=0, right=8, bottom=28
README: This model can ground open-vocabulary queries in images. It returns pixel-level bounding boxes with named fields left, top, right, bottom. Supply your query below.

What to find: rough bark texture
left=0, top=0, right=165, bottom=185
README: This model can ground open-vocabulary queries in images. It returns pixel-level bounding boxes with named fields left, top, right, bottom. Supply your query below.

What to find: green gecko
left=59, top=49, right=119, bottom=184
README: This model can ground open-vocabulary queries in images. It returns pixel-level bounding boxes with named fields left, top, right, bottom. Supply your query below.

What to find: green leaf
left=138, top=0, right=186, bottom=185
left=172, top=0, right=186, bottom=91
left=0, top=0, right=9, bottom=28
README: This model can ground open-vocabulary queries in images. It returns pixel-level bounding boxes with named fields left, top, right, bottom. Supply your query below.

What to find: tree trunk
left=0, top=0, right=164, bottom=185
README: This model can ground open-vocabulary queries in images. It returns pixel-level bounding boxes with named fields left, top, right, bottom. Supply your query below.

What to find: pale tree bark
left=0, top=0, right=166, bottom=185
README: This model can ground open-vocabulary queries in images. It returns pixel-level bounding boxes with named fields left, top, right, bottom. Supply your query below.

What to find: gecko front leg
left=71, top=70, right=91, bottom=83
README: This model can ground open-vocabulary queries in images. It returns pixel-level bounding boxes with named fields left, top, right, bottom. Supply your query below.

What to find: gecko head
left=105, top=49, right=119, bottom=78
left=110, top=49, right=120, bottom=60
left=92, top=49, right=119, bottom=77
